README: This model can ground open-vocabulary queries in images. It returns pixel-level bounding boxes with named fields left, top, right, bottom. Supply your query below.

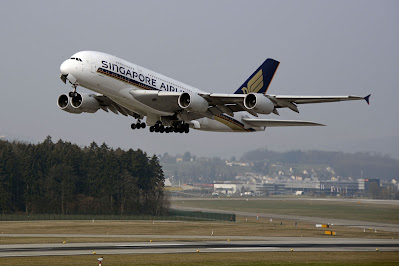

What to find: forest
left=0, top=137, right=168, bottom=215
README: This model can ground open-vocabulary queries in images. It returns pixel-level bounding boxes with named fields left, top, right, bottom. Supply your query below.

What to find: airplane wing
left=129, top=90, right=182, bottom=113
left=242, top=118, right=324, bottom=127
left=267, top=94, right=370, bottom=113
left=269, top=95, right=370, bottom=104
left=200, top=93, right=370, bottom=114
left=127, top=91, right=370, bottom=118
left=93, top=95, right=141, bottom=118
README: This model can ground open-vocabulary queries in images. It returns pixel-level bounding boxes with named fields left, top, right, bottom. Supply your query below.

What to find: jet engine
left=57, top=94, right=83, bottom=114
left=70, top=93, right=101, bottom=113
left=243, top=93, right=274, bottom=114
left=178, top=92, right=208, bottom=113
left=57, top=93, right=100, bottom=114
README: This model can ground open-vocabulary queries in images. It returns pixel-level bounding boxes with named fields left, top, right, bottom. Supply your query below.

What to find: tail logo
left=241, top=69, right=264, bottom=94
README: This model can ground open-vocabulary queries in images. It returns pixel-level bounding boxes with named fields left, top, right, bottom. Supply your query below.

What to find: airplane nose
left=60, top=60, right=70, bottom=75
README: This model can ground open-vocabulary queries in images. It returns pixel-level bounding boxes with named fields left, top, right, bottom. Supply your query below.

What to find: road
left=1, top=237, right=399, bottom=257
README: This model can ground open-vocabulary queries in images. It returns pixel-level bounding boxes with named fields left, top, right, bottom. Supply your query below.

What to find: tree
left=45, top=164, right=76, bottom=214
left=117, top=170, right=138, bottom=215
left=0, top=137, right=169, bottom=216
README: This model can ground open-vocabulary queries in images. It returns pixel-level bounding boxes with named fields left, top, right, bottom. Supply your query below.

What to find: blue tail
left=234, top=58, right=280, bottom=94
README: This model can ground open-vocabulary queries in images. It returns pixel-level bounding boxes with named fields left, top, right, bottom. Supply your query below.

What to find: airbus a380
left=59, top=51, right=370, bottom=133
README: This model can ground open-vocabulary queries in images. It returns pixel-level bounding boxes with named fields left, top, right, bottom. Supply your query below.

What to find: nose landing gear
left=64, top=74, right=79, bottom=97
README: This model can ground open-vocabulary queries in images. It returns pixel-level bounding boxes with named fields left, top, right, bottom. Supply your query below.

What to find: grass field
left=172, top=198, right=399, bottom=224
left=0, top=215, right=398, bottom=245
left=1, top=252, right=399, bottom=265
left=1, top=198, right=398, bottom=265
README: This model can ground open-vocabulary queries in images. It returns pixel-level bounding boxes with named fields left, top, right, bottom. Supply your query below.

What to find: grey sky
left=0, top=0, right=398, bottom=158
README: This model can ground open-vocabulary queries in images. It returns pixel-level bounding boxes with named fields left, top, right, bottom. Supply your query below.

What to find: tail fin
left=234, top=58, right=279, bottom=94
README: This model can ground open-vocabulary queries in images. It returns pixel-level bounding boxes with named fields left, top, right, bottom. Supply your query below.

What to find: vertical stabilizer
left=234, top=58, right=279, bottom=94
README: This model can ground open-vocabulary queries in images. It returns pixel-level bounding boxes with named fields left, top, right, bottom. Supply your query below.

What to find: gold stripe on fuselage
left=215, top=115, right=251, bottom=132
left=97, top=69, right=153, bottom=91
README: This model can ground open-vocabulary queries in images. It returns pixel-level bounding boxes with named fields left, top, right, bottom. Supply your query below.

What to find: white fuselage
left=60, top=51, right=265, bottom=132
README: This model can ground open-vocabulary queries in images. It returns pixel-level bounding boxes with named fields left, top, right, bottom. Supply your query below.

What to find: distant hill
left=241, top=149, right=399, bottom=181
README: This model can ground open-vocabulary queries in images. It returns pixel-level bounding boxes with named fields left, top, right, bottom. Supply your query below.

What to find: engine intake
left=70, top=93, right=100, bottom=113
left=57, top=94, right=83, bottom=114
left=244, top=93, right=274, bottom=114
left=57, top=93, right=100, bottom=114
left=178, top=92, right=208, bottom=113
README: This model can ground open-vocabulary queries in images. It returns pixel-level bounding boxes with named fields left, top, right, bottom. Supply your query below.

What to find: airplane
left=58, top=51, right=370, bottom=133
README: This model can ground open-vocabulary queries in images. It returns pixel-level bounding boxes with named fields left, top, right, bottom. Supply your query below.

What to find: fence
left=169, top=209, right=235, bottom=222
left=0, top=209, right=235, bottom=222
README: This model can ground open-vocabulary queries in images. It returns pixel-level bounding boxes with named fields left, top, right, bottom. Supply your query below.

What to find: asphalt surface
left=1, top=198, right=397, bottom=257
left=1, top=238, right=399, bottom=257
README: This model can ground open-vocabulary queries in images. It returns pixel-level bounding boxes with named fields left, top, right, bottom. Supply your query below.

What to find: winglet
left=364, top=94, right=371, bottom=105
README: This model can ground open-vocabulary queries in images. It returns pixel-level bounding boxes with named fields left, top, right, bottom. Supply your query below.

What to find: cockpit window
left=70, top=57, right=82, bottom=62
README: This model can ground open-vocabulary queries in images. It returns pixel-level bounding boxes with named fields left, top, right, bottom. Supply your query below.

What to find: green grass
left=1, top=216, right=398, bottom=246
left=0, top=252, right=398, bottom=265
left=172, top=198, right=399, bottom=224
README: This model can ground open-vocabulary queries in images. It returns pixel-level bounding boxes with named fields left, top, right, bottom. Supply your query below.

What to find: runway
left=1, top=237, right=399, bottom=257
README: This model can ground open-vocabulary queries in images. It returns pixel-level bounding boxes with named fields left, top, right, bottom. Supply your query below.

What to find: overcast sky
left=0, top=0, right=398, bottom=158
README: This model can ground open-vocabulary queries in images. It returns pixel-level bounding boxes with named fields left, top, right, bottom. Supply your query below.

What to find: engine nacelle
left=243, top=93, right=274, bottom=114
left=178, top=92, right=208, bottom=113
left=57, top=93, right=100, bottom=114
left=57, top=94, right=84, bottom=114
left=70, top=93, right=101, bottom=113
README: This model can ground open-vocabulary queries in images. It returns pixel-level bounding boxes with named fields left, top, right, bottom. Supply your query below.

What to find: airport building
left=214, top=178, right=381, bottom=197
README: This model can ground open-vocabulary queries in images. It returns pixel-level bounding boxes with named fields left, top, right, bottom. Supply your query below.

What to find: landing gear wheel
left=141, top=122, right=146, bottom=129
left=149, top=126, right=154, bottom=132
left=159, top=125, right=165, bottom=133
left=131, top=123, right=136, bottom=130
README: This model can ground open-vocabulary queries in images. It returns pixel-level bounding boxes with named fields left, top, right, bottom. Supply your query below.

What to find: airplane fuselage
left=60, top=51, right=265, bottom=132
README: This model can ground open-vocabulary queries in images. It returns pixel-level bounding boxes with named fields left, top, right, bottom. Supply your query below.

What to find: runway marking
left=117, top=244, right=182, bottom=247
left=210, top=247, right=279, bottom=250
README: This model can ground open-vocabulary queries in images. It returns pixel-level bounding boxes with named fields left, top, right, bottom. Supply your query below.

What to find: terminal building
left=214, top=179, right=381, bottom=197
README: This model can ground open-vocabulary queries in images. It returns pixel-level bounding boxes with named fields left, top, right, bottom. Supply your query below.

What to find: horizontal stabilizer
left=242, top=118, right=325, bottom=127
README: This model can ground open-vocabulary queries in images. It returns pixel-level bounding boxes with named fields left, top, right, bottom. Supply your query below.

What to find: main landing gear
left=149, top=122, right=189, bottom=134
left=131, top=121, right=146, bottom=130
